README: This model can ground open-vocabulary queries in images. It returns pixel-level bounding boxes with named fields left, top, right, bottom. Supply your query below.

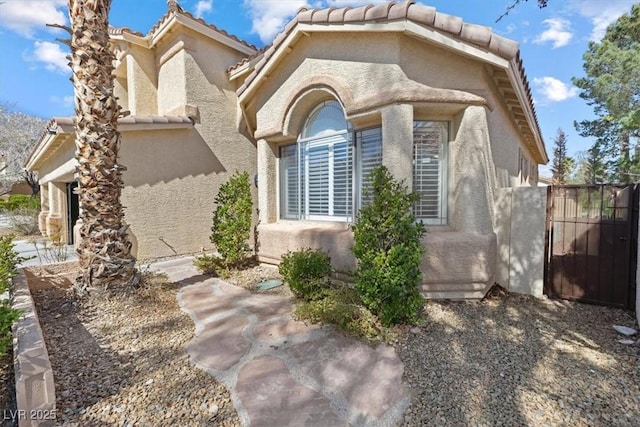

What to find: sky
left=0, top=0, right=637, bottom=176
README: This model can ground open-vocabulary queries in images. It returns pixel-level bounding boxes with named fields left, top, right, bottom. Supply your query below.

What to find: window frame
left=412, top=120, right=449, bottom=226
left=278, top=124, right=382, bottom=222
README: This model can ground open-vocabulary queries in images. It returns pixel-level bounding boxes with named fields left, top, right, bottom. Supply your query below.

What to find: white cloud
left=534, top=18, right=573, bottom=48
left=50, top=95, right=74, bottom=108
left=26, top=41, right=70, bottom=74
left=243, top=0, right=387, bottom=44
left=243, top=0, right=307, bottom=44
left=0, top=0, right=67, bottom=38
left=533, top=77, right=577, bottom=102
left=568, top=0, right=637, bottom=41
left=194, top=0, right=213, bottom=18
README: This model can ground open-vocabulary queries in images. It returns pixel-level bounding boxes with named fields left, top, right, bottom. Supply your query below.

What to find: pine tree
left=551, top=128, right=568, bottom=184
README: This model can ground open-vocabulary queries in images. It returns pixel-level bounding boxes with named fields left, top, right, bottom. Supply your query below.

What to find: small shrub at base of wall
left=194, top=254, right=226, bottom=278
left=210, top=171, right=253, bottom=268
left=279, top=248, right=332, bottom=301
left=280, top=247, right=394, bottom=344
left=352, top=166, right=425, bottom=327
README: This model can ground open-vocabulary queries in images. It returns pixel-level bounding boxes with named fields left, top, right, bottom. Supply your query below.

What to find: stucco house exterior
left=25, top=0, right=548, bottom=299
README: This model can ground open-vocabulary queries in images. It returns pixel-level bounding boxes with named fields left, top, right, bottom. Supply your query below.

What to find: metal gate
left=544, top=184, right=638, bottom=309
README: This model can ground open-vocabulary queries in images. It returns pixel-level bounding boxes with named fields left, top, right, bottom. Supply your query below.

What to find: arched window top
left=301, top=100, right=348, bottom=140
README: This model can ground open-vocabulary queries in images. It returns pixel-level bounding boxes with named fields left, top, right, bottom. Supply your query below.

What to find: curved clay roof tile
left=407, top=3, right=436, bottom=26
left=365, top=2, right=395, bottom=21
left=297, top=8, right=315, bottom=23
left=313, top=7, right=335, bottom=23
left=328, top=7, right=350, bottom=23
left=460, top=23, right=492, bottom=47
left=488, top=35, right=519, bottom=59
left=344, top=5, right=373, bottom=22
left=388, top=0, right=414, bottom=21
left=433, top=12, right=463, bottom=35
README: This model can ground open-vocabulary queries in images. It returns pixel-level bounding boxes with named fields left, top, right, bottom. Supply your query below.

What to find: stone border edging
left=11, top=270, right=56, bottom=427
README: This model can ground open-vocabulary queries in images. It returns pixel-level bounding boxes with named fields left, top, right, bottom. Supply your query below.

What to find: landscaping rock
left=613, top=325, right=637, bottom=336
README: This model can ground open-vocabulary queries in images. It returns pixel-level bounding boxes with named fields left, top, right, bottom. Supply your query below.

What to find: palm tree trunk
left=68, top=0, right=137, bottom=290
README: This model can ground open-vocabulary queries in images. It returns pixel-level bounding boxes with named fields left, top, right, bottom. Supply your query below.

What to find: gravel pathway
left=398, top=289, right=640, bottom=426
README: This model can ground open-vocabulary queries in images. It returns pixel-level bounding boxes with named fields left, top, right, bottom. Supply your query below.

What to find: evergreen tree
left=573, top=4, right=639, bottom=183
left=551, top=128, right=569, bottom=184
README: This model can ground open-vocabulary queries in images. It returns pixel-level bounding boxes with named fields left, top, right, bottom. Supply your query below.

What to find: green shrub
left=193, top=254, right=227, bottom=278
left=294, top=286, right=393, bottom=345
left=210, top=171, right=252, bottom=268
left=0, top=236, right=24, bottom=356
left=0, top=194, right=40, bottom=212
left=279, top=248, right=332, bottom=301
left=351, top=166, right=425, bottom=326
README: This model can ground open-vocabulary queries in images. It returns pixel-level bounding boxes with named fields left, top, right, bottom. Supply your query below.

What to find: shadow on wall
left=494, top=187, right=546, bottom=296
left=122, top=128, right=225, bottom=188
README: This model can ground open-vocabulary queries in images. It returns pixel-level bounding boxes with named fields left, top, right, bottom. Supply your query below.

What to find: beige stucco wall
left=157, top=47, right=187, bottom=115
left=117, top=32, right=257, bottom=259
left=32, top=26, right=257, bottom=261
left=494, top=187, right=547, bottom=296
left=182, top=28, right=257, bottom=178
left=249, top=31, right=517, bottom=296
left=126, top=44, right=158, bottom=116
left=119, top=128, right=224, bottom=259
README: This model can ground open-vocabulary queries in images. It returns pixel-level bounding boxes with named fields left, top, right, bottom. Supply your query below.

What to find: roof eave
left=174, top=14, right=257, bottom=55
left=506, top=60, right=548, bottom=164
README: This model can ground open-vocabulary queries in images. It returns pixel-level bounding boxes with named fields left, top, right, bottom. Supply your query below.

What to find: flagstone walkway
left=150, top=257, right=409, bottom=426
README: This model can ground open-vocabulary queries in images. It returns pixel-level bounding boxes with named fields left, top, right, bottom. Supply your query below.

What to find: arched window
left=302, top=100, right=348, bottom=139
left=280, top=100, right=382, bottom=222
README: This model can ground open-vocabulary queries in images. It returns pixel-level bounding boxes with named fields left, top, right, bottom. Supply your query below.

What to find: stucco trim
left=254, top=76, right=488, bottom=140
left=39, top=158, right=78, bottom=185
left=25, top=116, right=194, bottom=172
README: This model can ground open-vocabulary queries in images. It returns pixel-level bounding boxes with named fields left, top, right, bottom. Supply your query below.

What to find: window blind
left=413, top=121, right=448, bottom=225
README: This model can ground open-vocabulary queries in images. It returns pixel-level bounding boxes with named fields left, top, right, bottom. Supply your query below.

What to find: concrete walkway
left=150, top=257, right=409, bottom=426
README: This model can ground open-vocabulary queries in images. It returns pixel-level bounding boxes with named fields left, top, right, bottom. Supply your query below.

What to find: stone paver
left=150, top=257, right=409, bottom=426
left=237, top=356, right=343, bottom=427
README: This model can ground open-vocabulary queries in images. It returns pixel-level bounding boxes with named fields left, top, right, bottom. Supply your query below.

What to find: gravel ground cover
left=20, top=260, right=640, bottom=427
left=26, top=265, right=240, bottom=427
left=399, top=288, right=640, bottom=426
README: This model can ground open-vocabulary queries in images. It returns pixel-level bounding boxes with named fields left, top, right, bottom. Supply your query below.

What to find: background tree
left=551, top=128, right=569, bottom=184
left=573, top=4, right=640, bottom=183
left=573, top=145, right=608, bottom=184
left=0, top=104, right=47, bottom=196
left=66, top=0, right=137, bottom=290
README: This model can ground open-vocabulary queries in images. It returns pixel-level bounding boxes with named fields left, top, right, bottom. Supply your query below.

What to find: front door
left=66, top=182, right=79, bottom=244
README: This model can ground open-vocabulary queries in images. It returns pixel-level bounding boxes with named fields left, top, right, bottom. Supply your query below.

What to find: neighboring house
left=537, top=176, right=554, bottom=187
left=25, top=1, right=548, bottom=299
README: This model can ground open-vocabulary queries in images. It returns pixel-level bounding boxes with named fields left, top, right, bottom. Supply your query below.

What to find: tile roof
left=234, top=0, right=545, bottom=162
left=238, top=1, right=521, bottom=96
left=146, top=1, right=257, bottom=51
left=108, top=26, right=143, bottom=37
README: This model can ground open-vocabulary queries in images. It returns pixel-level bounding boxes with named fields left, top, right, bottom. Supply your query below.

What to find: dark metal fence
left=545, top=184, right=638, bottom=309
